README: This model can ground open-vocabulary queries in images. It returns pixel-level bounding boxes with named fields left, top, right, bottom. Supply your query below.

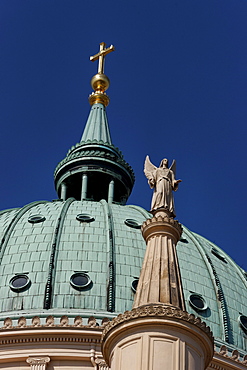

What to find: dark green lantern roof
left=54, top=103, right=134, bottom=204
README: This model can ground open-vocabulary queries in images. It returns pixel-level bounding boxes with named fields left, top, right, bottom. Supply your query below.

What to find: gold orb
left=91, top=73, right=110, bottom=92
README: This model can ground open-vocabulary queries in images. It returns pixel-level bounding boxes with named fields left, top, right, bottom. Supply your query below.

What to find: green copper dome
left=0, top=202, right=246, bottom=356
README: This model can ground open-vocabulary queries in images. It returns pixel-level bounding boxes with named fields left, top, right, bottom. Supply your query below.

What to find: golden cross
left=90, top=42, right=115, bottom=74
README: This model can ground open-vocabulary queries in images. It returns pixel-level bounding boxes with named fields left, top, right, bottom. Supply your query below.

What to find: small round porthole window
left=131, top=279, right=139, bottom=293
left=189, top=294, right=207, bottom=311
left=70, top=273, right=92, bottom=290
left=9, top=274, right=30, bottom=292
left=239, top=315, right=247, bottom=331
left=28, top=214, right=46, bottom=224
left=124, top=219, right=142, bottom=229
left=76, top=214, right=95, bottom=223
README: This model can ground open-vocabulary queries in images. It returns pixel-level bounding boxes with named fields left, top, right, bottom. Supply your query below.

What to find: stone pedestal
left=102, top=305, right=214, bottom=370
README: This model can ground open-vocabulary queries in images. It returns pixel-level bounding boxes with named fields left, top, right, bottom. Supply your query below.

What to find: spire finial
left=90, top=42, right=115, bottom=74
left=89, top=42, right=115, bottom=107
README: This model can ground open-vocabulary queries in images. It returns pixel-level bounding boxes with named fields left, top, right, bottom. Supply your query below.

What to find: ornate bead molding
left=102, top=305, right=213, bottom=340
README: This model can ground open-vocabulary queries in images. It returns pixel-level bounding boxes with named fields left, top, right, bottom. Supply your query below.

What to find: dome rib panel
left=44, top=198, right=76, bottom=309
left=177, top=227, right=222, bottom=339
left=0, top=201, right=48, bottom=266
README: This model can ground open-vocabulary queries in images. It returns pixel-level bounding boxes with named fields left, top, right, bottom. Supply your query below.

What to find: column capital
left=26, top=356, right=50, bottom=369
left=142, top=209, right=182, bottom=243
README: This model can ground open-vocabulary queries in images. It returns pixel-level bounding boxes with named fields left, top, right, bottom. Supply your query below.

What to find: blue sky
left=0, top=1, right=247, bottom=270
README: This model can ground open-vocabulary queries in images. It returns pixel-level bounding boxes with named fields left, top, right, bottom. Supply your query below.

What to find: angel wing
left=169, top=159, right=176, bottom=178
left=144, top=155, right=157, bottom=181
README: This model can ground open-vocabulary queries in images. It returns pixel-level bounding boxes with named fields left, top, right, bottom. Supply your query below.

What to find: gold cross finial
left=90, top=42, right=115, bottom=74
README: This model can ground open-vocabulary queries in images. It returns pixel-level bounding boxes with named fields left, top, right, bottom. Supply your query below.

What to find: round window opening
left=131, top=279, right=139, bottom=293
left=239, top=315, right=247, bottom=331
left=189, top=294, right=207, bottom=311
left=76, top=214, right=95, bottom=223
left=70, top=273, right=92, bottom=290
left=28, top=214, right=46, bottom=224
left=9, top=275, right=30, bottom=292
left=125, top=219, right=142, bottom=229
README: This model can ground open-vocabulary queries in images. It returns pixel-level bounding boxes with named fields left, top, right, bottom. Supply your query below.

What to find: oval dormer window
left=76, top=214, right=95, bottom=223
left=9, top=274, right=31, bottom=292
left=239, top=315, right=247, bottom=331
left=70, top=272, right=92, bottom=290
left=131, top=279, right=139, bottom=293
left=189, top=294, right=207, bottom=311
left=124, top=219, right=142, bottom=229
left=28, top=214, right=46, bottom=224
left=211, top=248, right=227, bottom=263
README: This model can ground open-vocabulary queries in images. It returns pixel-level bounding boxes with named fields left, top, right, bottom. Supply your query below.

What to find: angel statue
left=144, top=156, right=182, bottom=217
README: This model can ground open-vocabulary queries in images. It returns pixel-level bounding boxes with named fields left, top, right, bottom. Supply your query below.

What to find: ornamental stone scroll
left=26, top=356, right=50, bottom=370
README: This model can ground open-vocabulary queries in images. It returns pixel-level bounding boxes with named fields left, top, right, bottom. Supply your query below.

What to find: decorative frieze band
left=0, top=315, right=109, bottom=330
left=211, top=344, right=247, bottom=367
left=102, top=304, right=213, bottom=339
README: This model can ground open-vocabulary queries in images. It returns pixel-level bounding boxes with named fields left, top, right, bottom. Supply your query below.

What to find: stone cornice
left=102, top=305, right=213, bottom=340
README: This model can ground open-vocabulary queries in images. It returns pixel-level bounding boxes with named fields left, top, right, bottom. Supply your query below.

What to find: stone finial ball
left=91, top=73, right=110, bottom=92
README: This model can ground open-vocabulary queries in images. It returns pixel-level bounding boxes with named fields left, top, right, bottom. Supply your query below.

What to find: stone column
left=81, top=173, right=88, bottom=200
left=60, top=182, right=67, bottom=201
left=133, top=209, right=184, bottom=309
left=108, top=179, right=114, bottom=204
left=26, top=356, right=50, bottom=370
left=102, top=209, right=214, bottom=370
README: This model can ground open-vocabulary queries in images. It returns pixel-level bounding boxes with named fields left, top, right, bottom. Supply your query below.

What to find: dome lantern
left=54, top=43, right=135, bottom=204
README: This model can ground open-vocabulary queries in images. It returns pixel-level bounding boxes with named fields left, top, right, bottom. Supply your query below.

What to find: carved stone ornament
left=60, top=315, right=69, bottom=326
left=3, top=317, right=12, bottom=328
left=32, top=316, right=41, bottom=327
left=26, top=356, right=50, bottom=370
left=102, top=304, right=213, bottom=340
left=95, top=358, right=110, bottom=369
left=18, top=316, right=26, bottom=327
left=74, top=315, right=83, bottom=326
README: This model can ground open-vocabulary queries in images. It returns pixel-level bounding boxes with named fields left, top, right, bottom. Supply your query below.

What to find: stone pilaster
left=26, top=356, right=50, bottom=370
left=133, top=209, right=184, bottom=309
